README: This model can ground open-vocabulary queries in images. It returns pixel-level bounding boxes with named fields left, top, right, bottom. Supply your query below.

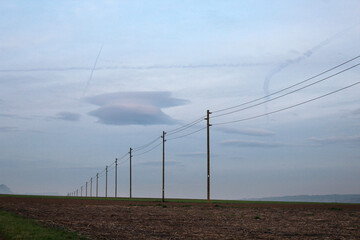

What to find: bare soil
left=0, top=196, right=359, bottom=239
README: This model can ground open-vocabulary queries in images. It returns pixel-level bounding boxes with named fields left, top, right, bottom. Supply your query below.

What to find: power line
left=98, top=167, right=106, bottom=177
left=118, top=156, right=129, bottom=165
left=108, top=160, right=115, bottom=168
left=118, top=152, right=129, bottom=161
left=212, top=55, right=360, bottom=114
left=108, top=164, right=116, bottom=172
left=213, top=81, right=360, bottom=126
left=69, top=55, right=360, bottom=198
left=166, top=116, right=205, bottom=135
left=133, top=142, right=163, bottom=157
left=212, top=63, right=360, bottom=119
left=167, top=126, right=207, bottom=141
left=133, top=136, right=162, bottom=152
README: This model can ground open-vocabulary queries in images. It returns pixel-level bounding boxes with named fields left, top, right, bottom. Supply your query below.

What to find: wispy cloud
left=0, top=113, right=31, bottom=120
left=309, top=135, right=360, bottom=145
left=0, top=126, right=18, bottom=132
left=221, top=139, right=286, bottom=148
left=87, top=91, right=189, bottom=126
left=0, top=67, right=91, bottom=73
left=55, top=112, right=81, bottom=122
left=216, top=127, right=275, bottom=137
left=352, top=108, right=360, bottom=116
left=0, top=62, right=270, bottom=73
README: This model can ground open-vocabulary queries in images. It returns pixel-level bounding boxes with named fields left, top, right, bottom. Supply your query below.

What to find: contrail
left=263, top=37, right=333, bottom=98
left=0, top=62, right=270, bottom=73
left=263, top=25, right=357, bottom=100
left=0, top=67, right=91, bottom=73
left=82, top=44, right=104, bottom=97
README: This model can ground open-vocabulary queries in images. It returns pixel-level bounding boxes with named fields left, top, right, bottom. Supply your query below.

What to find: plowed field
left=0, top=196, right=359, bottom=239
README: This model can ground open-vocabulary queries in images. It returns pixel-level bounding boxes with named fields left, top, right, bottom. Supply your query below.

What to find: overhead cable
left=167, top=126, right=207, bottom=141
left=213, top=81, right=360, bottom=126
left=166, top=116, right=205, bottom=135
left=212, top=63, right=360, bottom=119
left=133, top=136, right=162, bottom=152
left=212, top=55, right=360, bottom=114
left=118, top=152, right=129, bottom=161
left=133, top=142, right=163, bottom=157
left=118, top=157, right=130, bottom=165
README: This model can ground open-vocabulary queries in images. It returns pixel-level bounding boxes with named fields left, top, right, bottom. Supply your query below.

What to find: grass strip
left=0, top=209, right=87, bottom=240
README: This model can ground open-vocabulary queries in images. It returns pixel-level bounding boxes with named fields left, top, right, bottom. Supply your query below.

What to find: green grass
left=0, top=210, right=87, bottom=240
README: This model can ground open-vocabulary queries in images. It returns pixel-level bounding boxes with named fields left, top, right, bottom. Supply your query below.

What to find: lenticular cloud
left=87, top=91, right=189, bottom=126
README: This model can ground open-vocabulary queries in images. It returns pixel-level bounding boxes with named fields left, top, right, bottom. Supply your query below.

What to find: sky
left=0, top=0, right=359, bottom=199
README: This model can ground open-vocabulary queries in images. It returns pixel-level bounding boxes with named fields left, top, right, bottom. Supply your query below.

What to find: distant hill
left=247, top=194, right=360, bottom=203
left=0, top=184, right=13, bottom=194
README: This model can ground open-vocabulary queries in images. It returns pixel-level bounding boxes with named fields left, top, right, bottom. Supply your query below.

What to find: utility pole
left=90, top=177, right=92, bottom=197
left=115, top=158, right=118, bottom=198
left=81, top=186, right=83, bottom=197
left=86, top=181, right=88, bottom=197
left=206, top=109, right=212, bottom=203
left=161, top=131, right=166, bottom=202
left=96, top=173, right=99, bottom=197
left=105, top=166, right=108, bottom=198
left=129, top=148, right=132, bottom=199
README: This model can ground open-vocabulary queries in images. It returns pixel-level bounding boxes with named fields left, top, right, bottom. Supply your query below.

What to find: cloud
left=0, top=126, right=18, bottom=132
left=216, top=127, right=275, bottom=137
left=352, top=108, right=360, bottom=116
left=0, top=62, right=270, bottom=73
left=87, top=91, right=189, bottom=126
left=0, top=113, right=31, bottom=120
left=220, top=139, right=286, bottom=148
left=55, top=112, right=81, bottom=122
left=0, top=67, right=91, bottom=73
left=309, top=135, right=360, bottom=145
left=89, top=104, right=176, bottom=125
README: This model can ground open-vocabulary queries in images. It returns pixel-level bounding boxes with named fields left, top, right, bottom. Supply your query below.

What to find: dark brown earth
left=0, top=196, right=360, bottom=239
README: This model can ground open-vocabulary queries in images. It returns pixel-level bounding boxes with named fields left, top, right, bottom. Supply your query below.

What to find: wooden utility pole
left=129, top=148, right=133, bottom=199
left=115, top=158, right=118, bottom=198
left=206, top=109, right=212, bottom=203
left=96, top=173, right=99, bottom=197
left=162, top=131, right=166, bottom=202
left=105, top=166, right=108, bottom=198
left=90, top=178, right=92, bottom=197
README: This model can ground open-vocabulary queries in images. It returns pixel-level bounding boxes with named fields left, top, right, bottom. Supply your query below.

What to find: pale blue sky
left=0, top=0, right=359, bottom=199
